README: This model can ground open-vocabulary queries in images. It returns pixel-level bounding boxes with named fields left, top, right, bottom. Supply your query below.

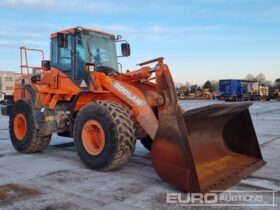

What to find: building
left=0, top=71, right=21, bottom=101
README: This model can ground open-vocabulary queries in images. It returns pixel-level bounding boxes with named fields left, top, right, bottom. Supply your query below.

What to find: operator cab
left=49, top=27, right=130, bottom=88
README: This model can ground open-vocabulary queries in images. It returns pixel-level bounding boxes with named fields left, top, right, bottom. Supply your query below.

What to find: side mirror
left=57, top=33, right=68, bottom=48
left=121, top=43, right=130, bottom=57
left=42, top=60, right=51, bottom=71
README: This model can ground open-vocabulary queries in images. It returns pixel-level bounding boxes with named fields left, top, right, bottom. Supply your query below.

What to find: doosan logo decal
left=112, top=82, right=145, bottom=107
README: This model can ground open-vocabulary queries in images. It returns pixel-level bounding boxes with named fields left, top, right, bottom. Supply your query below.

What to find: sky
left=0, top=0, right=279, bottom=85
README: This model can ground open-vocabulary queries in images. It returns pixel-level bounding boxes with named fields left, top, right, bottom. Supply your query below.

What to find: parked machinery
left=2, top=27, right=265, bottom=193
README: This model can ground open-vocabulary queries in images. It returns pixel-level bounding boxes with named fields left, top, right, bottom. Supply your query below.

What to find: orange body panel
left=98, top=73, right=159, bottom=138
left=15, top=68, right=81, bottom=109
left=15, top=61, right=161, bottom=139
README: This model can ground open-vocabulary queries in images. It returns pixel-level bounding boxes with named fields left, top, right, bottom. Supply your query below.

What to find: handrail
left=20, top=46, right=45, bottom=75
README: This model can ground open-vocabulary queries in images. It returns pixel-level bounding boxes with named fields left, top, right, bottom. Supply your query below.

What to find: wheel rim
left=82, top=120, right=105, bottom=156
left=14, top=113, right=27, bottom=140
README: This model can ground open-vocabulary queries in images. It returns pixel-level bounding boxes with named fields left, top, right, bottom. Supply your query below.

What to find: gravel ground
left=0, top=100, right=279, bottom=210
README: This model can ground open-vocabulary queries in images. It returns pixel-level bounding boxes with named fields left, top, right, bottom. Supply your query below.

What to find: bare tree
left=210, top=80, right=219, bottom=91
left=175, top=82, right=184, bottom=89
left=245, top=74, right=255, bottom=81
left=185, top=81, right=191, bottom=91
left=256, top=73, right=266, bottom=84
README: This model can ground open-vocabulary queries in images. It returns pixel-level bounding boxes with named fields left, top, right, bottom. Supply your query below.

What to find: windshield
left=81, top=31, right=118, bottom=71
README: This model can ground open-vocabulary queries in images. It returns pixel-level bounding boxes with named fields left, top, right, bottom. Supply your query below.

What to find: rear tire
left=74, top=101, right=136, bottom=171
left=9, top=100, right=52, bottom=153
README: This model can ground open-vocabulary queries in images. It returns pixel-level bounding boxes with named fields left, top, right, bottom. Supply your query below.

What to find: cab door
left=51, top=34, right=73, bottom=77
left=59, top=34, right=73, bottom=76
left=51, top=33, right=89, bottom=89
left=73, top=33, right=89, bottom=89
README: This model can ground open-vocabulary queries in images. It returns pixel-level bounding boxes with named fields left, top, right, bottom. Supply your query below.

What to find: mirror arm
left=115, top=39, right=128, bottom=43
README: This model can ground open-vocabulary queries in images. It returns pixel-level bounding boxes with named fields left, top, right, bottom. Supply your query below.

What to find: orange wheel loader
left=1, top=27, right=265, bottom=193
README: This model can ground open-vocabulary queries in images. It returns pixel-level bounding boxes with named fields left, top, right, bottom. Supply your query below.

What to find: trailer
left=219, top=79, right=259, bottom=102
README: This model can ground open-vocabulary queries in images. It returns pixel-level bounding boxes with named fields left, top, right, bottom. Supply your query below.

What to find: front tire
left=9, top=100, right=51, bottom=153
left=74, top=101, right=136, bottom=171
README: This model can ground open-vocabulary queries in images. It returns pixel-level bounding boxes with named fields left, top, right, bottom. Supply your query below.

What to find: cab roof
left=50, top=27, right=115, bottom=38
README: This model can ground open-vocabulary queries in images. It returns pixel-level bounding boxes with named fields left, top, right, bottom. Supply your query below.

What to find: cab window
left=59, top=35, right=72, bottom=72
left=51, top=38, right=58, bottom=68
left=75, top=34, right=87, bottom=80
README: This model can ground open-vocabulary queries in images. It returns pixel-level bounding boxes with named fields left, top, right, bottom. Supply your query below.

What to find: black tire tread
left=9, top=100, right=51, bottom=153
left=96, top=101, right=136, bottom=170
left=74, top=100, right=136, bottom=171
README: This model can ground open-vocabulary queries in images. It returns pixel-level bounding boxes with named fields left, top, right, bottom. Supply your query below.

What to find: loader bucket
left=151, top=64, right=265, bottom=193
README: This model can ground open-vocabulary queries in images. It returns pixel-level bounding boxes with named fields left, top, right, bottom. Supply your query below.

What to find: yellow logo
left=46, top=115, right=55, bottom=121
left=105, top=76, right=113, bottom=84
